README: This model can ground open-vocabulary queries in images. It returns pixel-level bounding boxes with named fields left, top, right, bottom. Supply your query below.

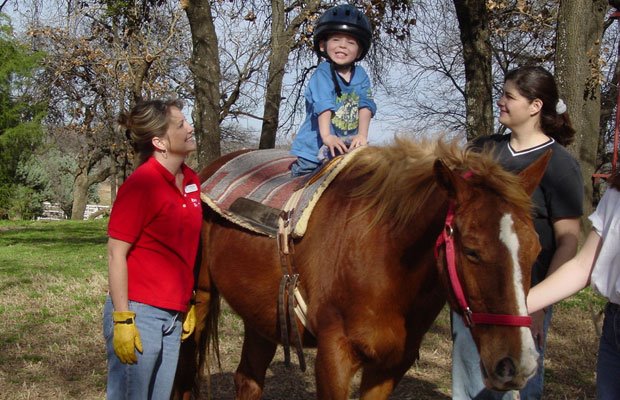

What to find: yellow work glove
left=112, top=311, right=143, bottom=364
left=181, top=304, right=196, bottom=341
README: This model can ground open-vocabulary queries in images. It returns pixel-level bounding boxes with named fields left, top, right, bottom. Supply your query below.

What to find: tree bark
left=453, top=0, right=494, bottom=140
left=259, top=1, right=321, bottom=149
left=184, top=0, right=222, bottom=165
left=554, top=0, right=607, bottom=221
left=71, top=163, right=111, bottom=220
left=258, top=0, right=288, bottom=149
left=71, top=170, right=88, bottom=220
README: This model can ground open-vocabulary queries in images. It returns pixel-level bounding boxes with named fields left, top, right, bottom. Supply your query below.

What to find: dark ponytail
left=505, top=66, right=575, bottom=146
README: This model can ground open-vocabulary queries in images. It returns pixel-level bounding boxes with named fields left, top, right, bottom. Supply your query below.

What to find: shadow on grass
left=0, top=221, right=108, bottom=278
left=0, top=275, right=33, bottom=291
left=199, top=362, right=450, bottom=400
left=0, top=223, right=107, bottom=247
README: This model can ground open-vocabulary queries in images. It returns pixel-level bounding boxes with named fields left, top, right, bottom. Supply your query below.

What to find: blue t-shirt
left=291, top=61, right=377, bottom=163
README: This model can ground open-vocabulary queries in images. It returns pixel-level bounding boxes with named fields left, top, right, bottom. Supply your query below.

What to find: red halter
left=434, top=175, right=532, bottom=328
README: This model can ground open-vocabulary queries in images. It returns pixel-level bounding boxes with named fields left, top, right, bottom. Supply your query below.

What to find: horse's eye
left=463, top=247, right=481, bottom=263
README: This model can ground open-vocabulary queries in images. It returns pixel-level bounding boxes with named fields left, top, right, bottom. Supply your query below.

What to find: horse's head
left=434, top=150, right=551, bottom=391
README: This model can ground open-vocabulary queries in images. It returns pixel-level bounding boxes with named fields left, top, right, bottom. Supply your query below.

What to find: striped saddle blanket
left=199, top=149, right=360, bottom=238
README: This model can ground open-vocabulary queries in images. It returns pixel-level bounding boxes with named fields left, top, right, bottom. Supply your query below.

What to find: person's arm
left=107, top=237, right=143, bottom=364
left=547, top=217, right=581, bottom=276
left=349, top=108, right=372, bottom=148
left=108, top=237, right=132, bottom=312
left=529, top=216, right=580, bottom=345
left=527, top=229, right=602, bottom=313
left=350, top=68, right=375, bottom=149
left=318, top=110, right=347, bottom=157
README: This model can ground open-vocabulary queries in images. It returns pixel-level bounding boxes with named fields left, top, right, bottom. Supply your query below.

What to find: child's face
left=320, top=33, right=361, bottom=66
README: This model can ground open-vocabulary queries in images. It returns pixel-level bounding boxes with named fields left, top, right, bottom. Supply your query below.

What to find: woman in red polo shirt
left=103, top=99, right=202, bottom=399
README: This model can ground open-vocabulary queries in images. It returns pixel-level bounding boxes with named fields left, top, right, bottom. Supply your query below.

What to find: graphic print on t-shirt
left=332, top=91, right=360, bottom=135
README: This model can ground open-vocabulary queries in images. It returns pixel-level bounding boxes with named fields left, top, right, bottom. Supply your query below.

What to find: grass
left=0, top=219, right=605, bottom=399
left=0, top=219, right=109, bottom=400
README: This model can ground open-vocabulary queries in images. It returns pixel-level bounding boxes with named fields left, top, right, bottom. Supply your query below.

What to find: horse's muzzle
left=480, top=354, right=538, bottom=391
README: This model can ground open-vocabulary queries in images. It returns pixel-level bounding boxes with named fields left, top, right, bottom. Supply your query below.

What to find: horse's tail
left=172, top=276, right=222, bottom=400
left=197, top=282, right=222, bottom=394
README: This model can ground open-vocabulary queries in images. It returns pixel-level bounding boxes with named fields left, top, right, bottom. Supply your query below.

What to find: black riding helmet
left=313, top=4, right=372, bottom=62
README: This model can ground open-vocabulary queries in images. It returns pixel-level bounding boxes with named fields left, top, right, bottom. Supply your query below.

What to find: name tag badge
left=184, top=183, right=198, bottom=194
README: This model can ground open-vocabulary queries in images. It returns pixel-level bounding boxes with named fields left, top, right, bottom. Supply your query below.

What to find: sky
left=1, top=0, right=459, bottom=148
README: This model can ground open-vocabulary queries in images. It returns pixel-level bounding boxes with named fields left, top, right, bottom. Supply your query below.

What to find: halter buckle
left=445, top=224, right=454, bottom=237
left=463, top=307, right=474, bottom=327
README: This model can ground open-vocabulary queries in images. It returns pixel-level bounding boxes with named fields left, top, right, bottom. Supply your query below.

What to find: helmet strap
left=329, top=62, right=343, bottom=99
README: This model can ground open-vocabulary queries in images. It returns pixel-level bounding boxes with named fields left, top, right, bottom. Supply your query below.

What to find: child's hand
left=322, top=135, right=348, bottom=158
left=348, top=135, right=368, bottom=149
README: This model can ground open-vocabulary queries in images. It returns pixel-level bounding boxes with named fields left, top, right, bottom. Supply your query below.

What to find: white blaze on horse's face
left=499, top=214, right=526, bottom=315
left=499, top=213, right=539, bottom=374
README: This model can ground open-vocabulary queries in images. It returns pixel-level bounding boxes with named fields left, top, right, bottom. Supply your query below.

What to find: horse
left=173, top=137, right=548, bottom=400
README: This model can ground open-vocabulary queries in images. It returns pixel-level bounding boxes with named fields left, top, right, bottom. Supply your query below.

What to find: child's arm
left=318, top=110, right=348, bottom=157
left=527, top=229, right=601, bottom=313
left=349, top=108, right=372, bottom=148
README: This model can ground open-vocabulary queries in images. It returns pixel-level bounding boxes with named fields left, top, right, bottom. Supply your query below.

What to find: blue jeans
left=103, top=296, right=182, bottom=400
left=597, top=302, right=620, bottom=399
left=451, top=309, right=551, bottom=400
left=291, top=156, right=320, bottom=177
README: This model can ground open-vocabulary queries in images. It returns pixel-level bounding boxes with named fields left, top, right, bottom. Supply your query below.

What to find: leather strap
left=276, top=208, right=308, bottom=371
left=113, top=318, right=134, bottom=325
left=288, top=274, right=306, bottom=371
left=278, top=275, right=291, bottom=366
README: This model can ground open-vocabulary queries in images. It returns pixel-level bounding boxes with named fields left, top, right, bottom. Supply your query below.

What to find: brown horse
left=175, top=138, right=548, bottom=399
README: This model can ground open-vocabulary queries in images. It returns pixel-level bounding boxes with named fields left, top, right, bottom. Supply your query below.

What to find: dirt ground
left=0, top=292, right=600, bottom=399
left=195, top=302, right=600, bottom=400
left=0, top=222, right=600, bottom=399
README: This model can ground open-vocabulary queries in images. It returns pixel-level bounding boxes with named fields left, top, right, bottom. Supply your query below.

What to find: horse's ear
left=434, top=159, right=466, bottom=200
left=517, top=149, right=552, bottom=196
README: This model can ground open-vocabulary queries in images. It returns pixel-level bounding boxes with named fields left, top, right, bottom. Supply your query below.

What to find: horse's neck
left=411, top=188, right=449, bottom=243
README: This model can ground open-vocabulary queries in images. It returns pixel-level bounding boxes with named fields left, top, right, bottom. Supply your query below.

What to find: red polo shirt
left=108, top=157, right=202, bottom=312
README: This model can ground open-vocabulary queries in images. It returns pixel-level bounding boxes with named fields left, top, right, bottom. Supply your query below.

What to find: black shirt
left=470, top=134, right=584, bottom=284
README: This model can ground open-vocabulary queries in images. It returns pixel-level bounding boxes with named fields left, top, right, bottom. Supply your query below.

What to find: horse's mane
left=338, top=137, right=534, bottom=232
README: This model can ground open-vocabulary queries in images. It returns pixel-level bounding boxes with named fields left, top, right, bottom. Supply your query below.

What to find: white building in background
left=37, top=202, right=109, bottom=221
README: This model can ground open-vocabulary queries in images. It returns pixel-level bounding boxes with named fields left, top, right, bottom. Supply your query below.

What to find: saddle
left=200, top=148, right=361, bottom=238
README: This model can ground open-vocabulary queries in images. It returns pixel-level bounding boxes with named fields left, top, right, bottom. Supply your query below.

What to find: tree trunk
left=110, top=157, right=117, bottom=205
left=71, top=162, right=111, bottom=220
left=453, top=0, right=494, bottom=140
left=554, top=0, right=607, bottom=222
left=184, top=0, right=222, bottom=165
left=259, top=1, right=322, bottom=149
left=258, top=0, right=289, bottom=149
left=71, top=169, right=89, bottom=220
